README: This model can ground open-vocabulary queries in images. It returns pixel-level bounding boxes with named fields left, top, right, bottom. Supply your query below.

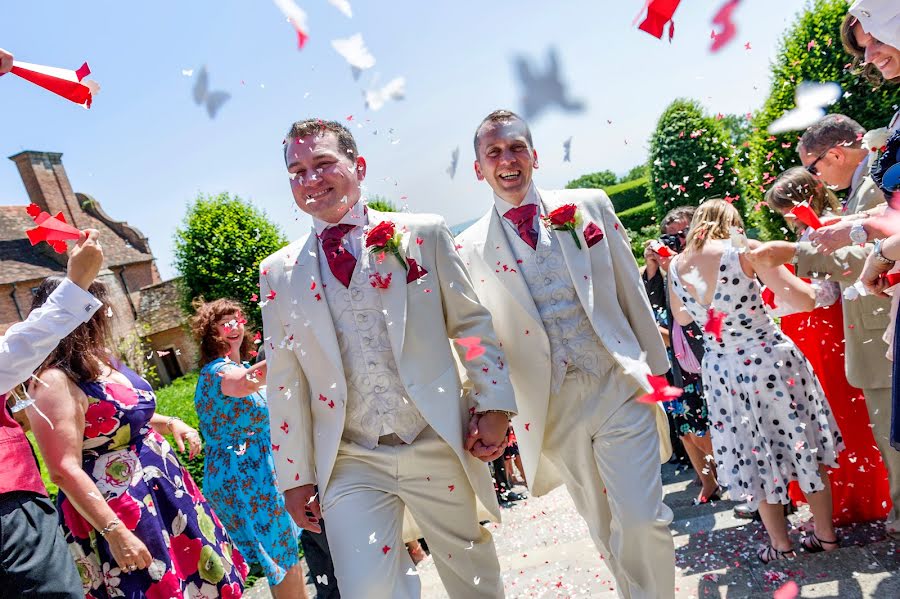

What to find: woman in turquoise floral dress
left=191, top=299, right=306, bottom=599
left=26, top=277, right=247, bottom=598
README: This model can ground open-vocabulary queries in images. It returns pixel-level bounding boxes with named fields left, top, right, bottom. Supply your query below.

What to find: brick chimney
left=8, top=151, right=84, bottom=228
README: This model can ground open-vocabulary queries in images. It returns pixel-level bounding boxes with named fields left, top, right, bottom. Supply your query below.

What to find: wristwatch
left=849, top=221, right=868, bottom=245
left=873, top=239, right=896, bottom=265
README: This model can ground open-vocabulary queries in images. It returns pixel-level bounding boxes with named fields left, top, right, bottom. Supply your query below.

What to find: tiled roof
left=139, top=279, right=187, bottom=335
left=0, top=204, right=152, bottom=286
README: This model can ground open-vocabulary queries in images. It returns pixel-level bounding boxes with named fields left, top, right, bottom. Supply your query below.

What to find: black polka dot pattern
left=671, top=246, right=844, bottom=508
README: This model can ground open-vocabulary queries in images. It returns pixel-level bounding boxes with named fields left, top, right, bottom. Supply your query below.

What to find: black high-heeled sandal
left=800, top=534, right=840, bottom=553
left=757, top=544, right=796, bottom=564
left=692, top=485, right=723, bottom=505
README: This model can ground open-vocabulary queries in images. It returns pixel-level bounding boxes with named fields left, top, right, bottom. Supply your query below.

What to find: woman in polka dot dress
left=667, top=199, right=844, bottom=564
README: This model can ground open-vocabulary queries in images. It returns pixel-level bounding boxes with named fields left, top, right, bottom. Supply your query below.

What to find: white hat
left=850, top=0, right=900, bottom=49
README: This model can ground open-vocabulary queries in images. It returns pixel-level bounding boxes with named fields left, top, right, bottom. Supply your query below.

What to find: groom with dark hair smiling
left=260, top=118, right=515, bottom=598
left=456, top=109, right=675, bottom=599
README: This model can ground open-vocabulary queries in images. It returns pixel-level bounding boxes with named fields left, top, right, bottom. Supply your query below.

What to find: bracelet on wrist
left=165, top=416, right=183, bottom=431
left=99, top=518, right=121, bottom=537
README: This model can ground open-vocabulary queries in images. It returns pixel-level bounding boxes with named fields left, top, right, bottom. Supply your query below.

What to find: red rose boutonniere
left=542, top=204, right=582, bottom=249
left=365, top=221, right=408, bottom=272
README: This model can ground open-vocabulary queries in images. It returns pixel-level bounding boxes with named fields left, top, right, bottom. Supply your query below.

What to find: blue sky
left=1, top=0, right=809, bottom=279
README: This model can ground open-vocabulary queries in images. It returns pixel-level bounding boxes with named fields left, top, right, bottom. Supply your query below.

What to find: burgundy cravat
left=503, top=204, right=538, bottom=250
left=320, top=223, right=358, bottom=288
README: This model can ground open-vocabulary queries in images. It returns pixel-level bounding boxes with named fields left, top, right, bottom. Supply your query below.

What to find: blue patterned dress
left=59, top=364, right=247, bottom=598
left=193, top=358, right=299, bottom=585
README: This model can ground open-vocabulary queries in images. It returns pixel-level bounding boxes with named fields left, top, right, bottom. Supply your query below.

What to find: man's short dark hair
left=799, top=114, right=866, bottom=155
left=661, top=205, right=696, bottom=230
left=473, top=109, right=533, bottom=158
left=284, top=119, right=359, bottom=162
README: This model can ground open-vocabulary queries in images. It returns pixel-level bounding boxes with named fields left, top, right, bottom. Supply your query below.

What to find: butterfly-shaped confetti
left=328, top=0, right=352, bottom=18
left=768, top=81, right=842, bottom=134
left=25, top=204, right=81, bottom=253
left=455, top=337, right=486, bottom=361
left=512, top=47, right=585, bottom=122
left=447, top=147, right=460, bottom=179
left=272, top=0, right=310, bottom=49
left=331, top=33, right=375, bottom=80
left=6, top=59, right=99, bottom=108
left=704, top=308, right=725, bottom=341
left=192, top=66, right=230, bottom=119
left=710, top=0, right=741, bottom=52
left=637, top=374, right=683, bottom=404
left=364, top=76, right=405, bottom=111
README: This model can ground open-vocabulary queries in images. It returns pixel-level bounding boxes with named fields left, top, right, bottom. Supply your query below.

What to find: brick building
left=0, top=150, right=196, bottom=385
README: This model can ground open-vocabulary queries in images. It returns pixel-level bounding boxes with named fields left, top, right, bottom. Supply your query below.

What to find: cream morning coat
left=260, top=209, right=517, bottom=521
left=456, top=188, right=671, bottom=496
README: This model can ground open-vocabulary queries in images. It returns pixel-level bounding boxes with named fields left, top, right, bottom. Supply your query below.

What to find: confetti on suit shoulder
left=382, top=544, right=391, bottom=555
left=192, top=66, right=230, bottom=119
left=455, top=337, right=486, bottom=361
left=637, top=374, right=683, bottom=404
left=272, top=0, right=310, bottom=49
left=332, top=33, right=375, bottom=80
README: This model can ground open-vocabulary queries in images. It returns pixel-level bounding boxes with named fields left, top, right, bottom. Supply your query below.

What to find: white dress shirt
left=493, top=183, right=543, bottom=245
left=0, top=278, right=103, bottom=395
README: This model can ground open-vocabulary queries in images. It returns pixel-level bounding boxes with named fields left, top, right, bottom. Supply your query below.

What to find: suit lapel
left=366, top=209, right=408, bottom=358
left=481, top=209, right=541, bottom=324
left=540, top=189, right=594, bottom=316
left=291, top=231, right=343, bottom=373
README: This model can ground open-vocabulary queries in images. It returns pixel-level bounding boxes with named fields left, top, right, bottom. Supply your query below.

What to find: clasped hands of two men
left=284, top=411, right=511, bottom=533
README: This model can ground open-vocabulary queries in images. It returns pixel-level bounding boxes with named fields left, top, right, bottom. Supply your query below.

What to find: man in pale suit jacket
left=750, top=114, right=900, bottom=535
left=260, top=119, right=517, bottom=598
left=456, top=110, right=675, bottom=599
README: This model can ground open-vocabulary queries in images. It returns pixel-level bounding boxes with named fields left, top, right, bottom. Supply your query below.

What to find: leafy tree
left=621, top=164, right=649, bottom=184
left=648, top=98, right=745, bottom=221
left=367, top=195, right=399, bottom=212
left=566, top=169, right=618, bottom=189
left=744, top=0, right=900, bottom=240
left=173, top=193, right=288, bottom=328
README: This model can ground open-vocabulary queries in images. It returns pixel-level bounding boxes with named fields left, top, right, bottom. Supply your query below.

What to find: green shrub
left=566, top=169, right=618, bottom=189
left=617, top=200, right=657, bottom=232
left=606, top=176, right=651, bottom=212
left=628, top=223, right=661, bottom=265
left=154, top=371, right=205, bottom=488
left=744, top=0, right=900, bottom=239
left=648, top=99, right=745, bottom=221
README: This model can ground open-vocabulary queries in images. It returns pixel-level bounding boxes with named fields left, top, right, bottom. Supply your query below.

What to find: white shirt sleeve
left=0, top=278, right=103, bottom=395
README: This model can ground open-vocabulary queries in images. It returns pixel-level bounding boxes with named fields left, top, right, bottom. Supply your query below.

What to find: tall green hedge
left=745, top=0, right=900, bottom=240
left=648, top=99, right=745, bottom=221
left=566, top=170, right=618, bottom=189
left=605, top=176, right=651, bottom=212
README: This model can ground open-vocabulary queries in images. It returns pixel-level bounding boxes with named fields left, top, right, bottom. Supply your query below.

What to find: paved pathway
left=248, top=463, right=900, bottom=598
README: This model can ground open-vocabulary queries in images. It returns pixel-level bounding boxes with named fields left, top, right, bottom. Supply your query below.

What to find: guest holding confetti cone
left=456, top=109, right=675, bottom=598
left=0, top=229, right=103, bottom=598
left=261, top=119, right=514, bottom=598
left=763, top=168, right=891, bottom=527
left=25, top=278, right=246, bottom=598
left=670, top=199, right=842, bottom=563
left=0, top=48, right=13, bottom=74
left=190, top=298, right=308, bottom=599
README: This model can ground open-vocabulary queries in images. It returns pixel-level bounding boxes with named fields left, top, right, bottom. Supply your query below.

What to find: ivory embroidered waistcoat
left=505, top=223, right=610, bottom=393
left=320, top=251, right=428, bottom=449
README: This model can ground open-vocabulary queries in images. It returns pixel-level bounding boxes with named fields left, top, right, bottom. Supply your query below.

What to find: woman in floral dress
left=26, top=277, right=246, bottom=598
left=191, top=299, right=307, bottom=599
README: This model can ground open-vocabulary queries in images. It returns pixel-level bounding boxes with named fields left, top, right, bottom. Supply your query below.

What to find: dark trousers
left=0, top=491, right=81, bottom=598
left=492, top=455, right=512, bottom=501
left=300, top=520, right=340, bottom=599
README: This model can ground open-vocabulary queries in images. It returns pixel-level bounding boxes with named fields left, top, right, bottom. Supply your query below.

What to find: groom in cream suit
left=260, top=119, right=516, bottom=598
left=456, top=110, right=675, bottom=599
